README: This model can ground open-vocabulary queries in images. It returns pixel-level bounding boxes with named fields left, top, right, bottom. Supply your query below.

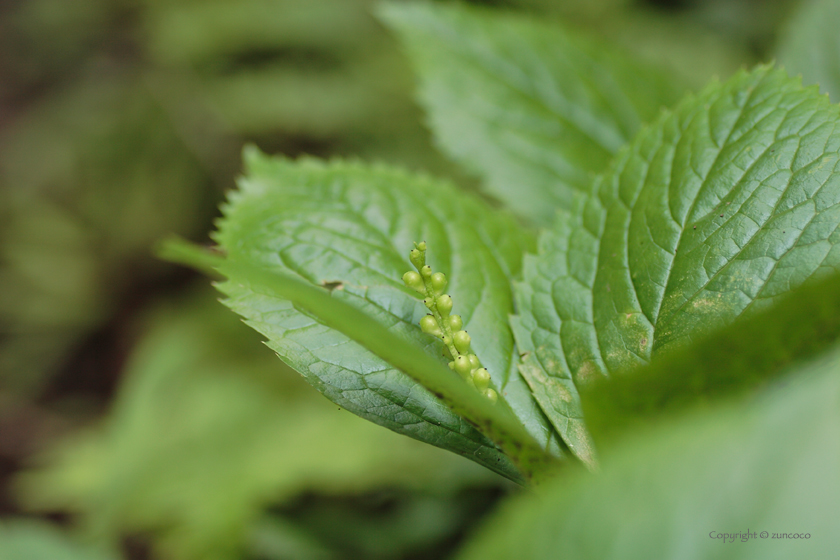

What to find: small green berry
left=453, top=330, right=471, bottom=354
left=402, top=271, right=424, bottom=293
left=454, top=355, right=471, bottom=376
left=419, top=315, right=441, bottom=336
left=437, top=294, right=453, bottom=316
left=472, top=368, right=490, bottom=390
left=401, top=243, right=495, bottom=393
left=410, top=248, right=424, bottom=269
left=431, top=272, right=447, bottom=294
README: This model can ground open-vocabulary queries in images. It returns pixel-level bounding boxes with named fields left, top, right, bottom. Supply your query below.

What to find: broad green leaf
left=582, top=271, right=840, bottom=441
left=457, top=343, right=840, bottom=560
left=380, top=2, right=685, bottom=225
left=778, top=0, right=840, bottom=103
left=512, top=65, right=840, bottom=461
left=212, top=147, right=562, bottom=481
left=215, top=255, right=557, bottom=482
left=162, top=241, right=558, bottom=483
left=161, top=240, right=558, bottom=482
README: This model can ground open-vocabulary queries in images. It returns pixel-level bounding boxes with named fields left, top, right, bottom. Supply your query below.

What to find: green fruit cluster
left=403, top=242, right=498, bottom=403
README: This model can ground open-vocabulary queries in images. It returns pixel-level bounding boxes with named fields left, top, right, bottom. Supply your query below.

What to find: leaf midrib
left=248, top=164, right=522, bottom=407
left=652, top=103, right=822, bottom=341
left=256, top=300, right=495, bottom=448
left=630, top=76, right=772, bottom=354
left=636, top=74, right=840, bottom=356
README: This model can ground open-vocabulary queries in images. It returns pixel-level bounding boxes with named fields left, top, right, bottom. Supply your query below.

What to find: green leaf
left=212, top=147, right=562, bottom=482
left=456, top=343, right=840, bottom=560
left=582, top=271, right=840, bottom=441
left=512, top=65, right=840, bottom=461
left=778, top=0, right=840, bottom=103
left=217, top=255, right=557, bottom=482
left=380, top=2, right=685, bottom=225
left=515, top=350, right=596, bottom=468
left=161, top=240, right=558, bottom=481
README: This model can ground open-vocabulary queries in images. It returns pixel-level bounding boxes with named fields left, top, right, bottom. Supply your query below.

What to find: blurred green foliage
left=458, top=341, right=840, bottom=559
left=14, top=286, right=503, bottom=559
left=778, top=0, right=840, bottom=102
left=0, top=519, right=118, bottom=560
left=1, top=0, right=836, bottom=558
left=0, top=0, right=456, bottom=396
left=0, top=77, right=210, bottom=392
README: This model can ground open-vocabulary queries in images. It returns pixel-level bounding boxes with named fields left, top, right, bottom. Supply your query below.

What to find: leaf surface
left=380, top=2, right=685, bottom=225
left=512, top=65, right=840, bottom=461
left=582, top=271, right=840, bottom=441
left=457, top=342, right=840, bottom=560
left=213, top=148, right=561, bottom=481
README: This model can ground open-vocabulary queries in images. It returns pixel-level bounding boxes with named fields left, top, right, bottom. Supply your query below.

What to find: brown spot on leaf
left=321, top=280, right=344, bottom=292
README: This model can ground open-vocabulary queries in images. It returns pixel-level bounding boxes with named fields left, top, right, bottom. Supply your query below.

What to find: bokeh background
left=0, top=0, right=810, bottom=558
